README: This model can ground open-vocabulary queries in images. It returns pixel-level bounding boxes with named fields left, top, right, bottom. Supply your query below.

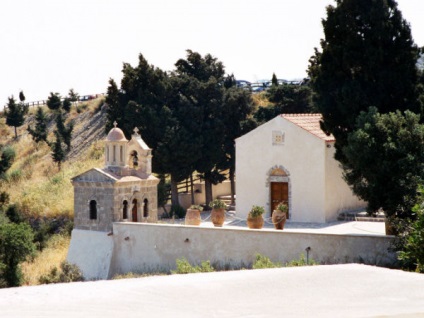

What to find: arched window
left=89, top=200, right=97, bottom=220
left=120, top=146, right=123, bottom=162
left=131, top=150, right=138, bottom=168
left=123, top=200, right=128, bottom=219
left=143, top=198, right=149, bottom=218
left=113, top=145, right=116, bottom=162
left=132, top=199, right=138, bottom=222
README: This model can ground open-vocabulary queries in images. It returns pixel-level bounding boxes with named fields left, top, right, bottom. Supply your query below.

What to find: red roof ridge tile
left=280, top=113, right=335, bottom=142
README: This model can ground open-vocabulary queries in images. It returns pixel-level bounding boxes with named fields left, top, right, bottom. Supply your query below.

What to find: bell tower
left=105, top=121, right=128, bottom=175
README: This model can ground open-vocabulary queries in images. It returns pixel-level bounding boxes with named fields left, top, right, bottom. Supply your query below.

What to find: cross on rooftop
left=133, top=127, right=139, bottom=135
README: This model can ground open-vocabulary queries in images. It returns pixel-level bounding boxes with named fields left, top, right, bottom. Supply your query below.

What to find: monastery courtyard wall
left=68, top=223, right=396, bottom=280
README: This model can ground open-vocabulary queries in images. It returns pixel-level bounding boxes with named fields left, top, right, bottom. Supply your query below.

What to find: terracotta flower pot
left=272, top=210, right=287, bottom=230
left=247, top=215, right=264, bottom=229
left=211, top=208, right=225, bottom=227
left=185, top=209, right=201, bottom=226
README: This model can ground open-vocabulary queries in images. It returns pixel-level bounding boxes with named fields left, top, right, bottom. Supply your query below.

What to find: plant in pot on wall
left=247, top=205, right=265, bottom=229
left=185, top=205, right=203, bottom=226
left=272, top=202, right=288, bottom=230
left=209, top=199, right=227, bottom=227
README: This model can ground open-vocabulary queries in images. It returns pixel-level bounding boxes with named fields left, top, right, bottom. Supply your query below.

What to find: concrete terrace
left=164, top=212, right=387, bottom=236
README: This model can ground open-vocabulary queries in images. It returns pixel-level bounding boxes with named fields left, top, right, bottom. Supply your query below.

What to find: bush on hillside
left=38, top=261, right=84, bottom=284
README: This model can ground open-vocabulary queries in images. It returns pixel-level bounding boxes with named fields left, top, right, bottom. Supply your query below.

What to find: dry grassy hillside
left=0, top=98, right=107, bottom=285
left=0, top=98, right=106, bottom=219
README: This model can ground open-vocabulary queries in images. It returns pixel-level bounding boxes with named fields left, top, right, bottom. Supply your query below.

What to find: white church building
left=235, top=114, right=365, bottom=223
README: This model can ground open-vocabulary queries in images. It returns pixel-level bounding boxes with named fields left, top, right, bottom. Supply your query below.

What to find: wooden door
left=271, top=182, right=289, bottom=218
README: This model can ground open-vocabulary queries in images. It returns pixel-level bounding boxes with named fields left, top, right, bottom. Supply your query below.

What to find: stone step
left=338, top=211, right=385, bottom=222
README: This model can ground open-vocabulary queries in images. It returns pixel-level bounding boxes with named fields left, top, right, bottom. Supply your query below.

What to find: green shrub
left=189, top=204, right=203, bottom=211
left=0, top=192, right=10, bottom=210
left=6, top=169, right=23, bottom=183
left=248, top=205, right=265, bottom=218
left=0, top=146, right=16, bottom=176
left=76, top=103, right=88, bottom=114
left=5, top=204, right=23, bottom=224
left=397, top=201, right=424, bottom=273
left=0, top=221, right=35, bottom=287
left=252, top=253, right=317, bottom=269
left=209, top=199, right=227, bottom=210
left=172, top=258, right=215, bottom=274
left=285, top=253, right=317, bottom=267
left=88, top=142, right=103, bottom=160
left=252, top=254, right=281, bottom=269
left=38, top=261, right=83, bottom=284
left=170, top=204, right=186, bottom=219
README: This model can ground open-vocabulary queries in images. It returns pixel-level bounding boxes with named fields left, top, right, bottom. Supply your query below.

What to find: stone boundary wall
left=68, top=223, right=396, bottom=280
left=110, top=223, right=396, bottom=276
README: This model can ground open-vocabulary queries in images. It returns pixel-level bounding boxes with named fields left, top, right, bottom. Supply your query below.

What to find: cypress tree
left=28, top=107, right=48, bottom=145
left=308, top=0, right=421, bottom=164
left=46, top=92, right=62, bottom=111
left=4, top=96, right=26, bottom=139
left=51, top=131, right=65, bottom=171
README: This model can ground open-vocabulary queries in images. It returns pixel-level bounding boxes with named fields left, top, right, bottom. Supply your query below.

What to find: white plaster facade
left=235, top=114, right=365, bottom=223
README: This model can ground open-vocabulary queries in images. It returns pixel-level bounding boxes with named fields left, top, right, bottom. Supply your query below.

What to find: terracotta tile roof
left=281, top=114, right=335, bottom=142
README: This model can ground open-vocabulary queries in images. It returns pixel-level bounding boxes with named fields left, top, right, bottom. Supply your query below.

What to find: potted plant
left=209, top=199, right=227, bottom=227
left=272, top=202, right=288, bottom=230
left=185, top=205, right=203, bottom=226
left=247, top=205, right=265, bottom=229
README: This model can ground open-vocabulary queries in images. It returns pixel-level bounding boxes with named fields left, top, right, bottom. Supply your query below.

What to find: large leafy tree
left=105, top=78, right=124, bottom=133
left=254, top=84, right=313, bottom=124
left=343, top=107, right=424, bottom=218
left=219, top=78, right=256, bottom=204
left=0, top=220, right=35, bottom=287
left=105, top=54, right=195, bottom=205
left=4, top=92, right=28, bottom=139
left=105, top=52, right=232, bottom=206
left=308, top=0, right=421, bottom=164
left=173, top=50, right=227, bottom=206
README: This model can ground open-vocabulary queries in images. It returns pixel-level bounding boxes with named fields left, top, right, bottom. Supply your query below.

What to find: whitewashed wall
left=68, top=224, right=396, bottom=280
left=236, top=116, right=327, bottom=222
left=324, top=145, right=366, bottom=221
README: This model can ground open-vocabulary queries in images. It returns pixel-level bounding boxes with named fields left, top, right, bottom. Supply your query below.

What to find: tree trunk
left=170, top=175, right=179, bottom=206
left=190, top=174, right=194, bottom=205
left=204, top=178, right=213, bottom=210
left=230, top=166, right=236, bottom=205
left=14, top=126, right=17, bottom=139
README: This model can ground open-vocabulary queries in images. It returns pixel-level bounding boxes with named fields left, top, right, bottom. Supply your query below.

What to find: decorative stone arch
left=143, top=198, right=149, bottom=218
left=266, top=165, right=290, bottom=185
left=132, top=193, right=150, bottom=221
left=129, top=150, right=139, bottom=169
left=122, top=200, right=129, bottom=220
left=131, top=198, right=138, bottom=222
left=266, top=165, right=292, bottom=218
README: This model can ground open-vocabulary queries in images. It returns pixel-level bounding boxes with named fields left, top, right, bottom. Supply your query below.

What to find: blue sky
left=1, top=0, right=423, bottom=105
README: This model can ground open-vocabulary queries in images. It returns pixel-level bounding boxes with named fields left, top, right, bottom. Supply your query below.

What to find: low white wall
left=67, top=229, right=114, bottom=280
left=108, top=223, right=396, bottom=277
